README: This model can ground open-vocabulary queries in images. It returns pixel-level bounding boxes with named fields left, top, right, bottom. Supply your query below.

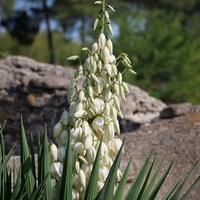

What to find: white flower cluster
left=49, top=1, right=134, bottom=199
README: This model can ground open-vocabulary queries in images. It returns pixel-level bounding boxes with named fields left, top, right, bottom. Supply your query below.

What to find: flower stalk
left=50, top=1, right=135, bottom=199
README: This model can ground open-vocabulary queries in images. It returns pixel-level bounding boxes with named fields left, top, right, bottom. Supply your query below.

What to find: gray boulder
left=0, top=56, right=166, bottom=153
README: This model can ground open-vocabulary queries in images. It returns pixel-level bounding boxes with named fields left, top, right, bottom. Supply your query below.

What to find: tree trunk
left=42, top=0, right=55, bottom=64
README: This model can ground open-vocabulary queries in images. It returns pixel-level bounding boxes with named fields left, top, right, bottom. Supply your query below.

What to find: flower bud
left=75, top=160, right=80, bottom=173
left=114, top=82, right=120, bottom=95
left=112, top=137, right=123, bottom=154
left=105, top=64, right=113, bottom=77
left=74, top=175, right=82, bottom=189
left=78, top=90, right=85, bottom=102
left=91, top=73, right=99, bottom=84
left=81, top=163, right=92, bottom=179
left=92, top=117, right=104, bottom=133
left=82, top=120, right=91, bottom=136
left=98, top=33, right=106, bottom=49
left=120, top=85, right=126, bottom=104
left=117, top=72, right=122, bottom=83
left=53, top=122, right=62, bottom=138
left=114, top=120, right=120, bottom=134
left=91, top=60, right=97, bottom=74
left=105, top=10, right=110, bottom=20
left=113, top=94, right=120, bottom=111
left=111, top=64, right=117, bottom=75
left=108, top=24, right=113, bottom=36
left=122, top=82, right=130, bottom=93
left=99, top=166, right=109, bottom=182
left=100, top=142, right=109, bottom=156
left=79, top=155, right=88, bottom=164
left=61, top=110, right=69, bottom=126
left=83, top=135, right=93, bottom=150
left=78, top=169, right=86, bottom=187
left=102, top=46, right=110, bottom=64
left=92, top=42, right=98, bottom=53
left=97, top=60, right=102, bottom=71
left=104, top=102, right=111, bottom=116
left=67, top=87, right=75, bottom=103
left=69, top=101, right=77, bottom=117
left=93, top=18, right=99, bottom=30
left=87, top=85, right=94, bottom=98
left=105, top=90, right=113, bottom=102
left=50, top=162, right=63, bottom=180
left=49, top=142, right=58, bottom=163
left=106, top=37, right=113, bottom=54
left=86, top=146, right=96, bottom=164
left=106, top=122, right=115, bottom=141
left=83, top=57, right=91, bottom=71
left=58, top=146, right=66, bottom=162
left=60, top=129, right=68, bottom=145
left=110, top=106, right=117, bottom=121
left=74, top=65, right=83, bottom=81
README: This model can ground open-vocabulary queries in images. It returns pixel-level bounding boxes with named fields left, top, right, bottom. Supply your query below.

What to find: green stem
left=101, top=0, right=106, bottom=33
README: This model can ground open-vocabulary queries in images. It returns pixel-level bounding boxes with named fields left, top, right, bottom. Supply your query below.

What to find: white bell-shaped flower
left=50, top=162, right=63, bottom=181
left=72, top=189, right=80, bottom=200
left=92, top=116, right=104, bottom=133
left=73, top=142, right=85, bottom=156
left=49, top=142, right=58, bottom=163
left=71, top=127, right=82, bottom=143
left=92, top=42, right=99, bottom=53
left=111, top=137, right=123, bottom=155
left=109, top=54, right=116, bottom=64
left=83, top=57, right=91, bottom=71
left=89, top=98, right=105, bottom=114
left=99, top=166, right=109, bottom=182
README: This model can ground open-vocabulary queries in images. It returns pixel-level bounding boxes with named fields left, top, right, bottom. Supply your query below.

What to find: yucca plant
left=0, top=0, right=200, bottom=200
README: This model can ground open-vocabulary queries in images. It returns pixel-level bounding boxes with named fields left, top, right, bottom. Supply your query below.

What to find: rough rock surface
left=120, top=112, right=200, bottom=200
left=1, top=56, right=200, bottom=199
left=0, top=56, right=165, bottom=153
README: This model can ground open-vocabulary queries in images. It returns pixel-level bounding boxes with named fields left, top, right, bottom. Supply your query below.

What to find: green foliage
left=114, top=8, right=200, bottom=103
left=0, top=119, right=50, bottom=200
left=0, top=120, right=200, bottom=199
left=0, top=31, right=81, bottom=66
left=1, top=0, right=200, bottom=103
left=59, top=128, right=72, bottom=200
